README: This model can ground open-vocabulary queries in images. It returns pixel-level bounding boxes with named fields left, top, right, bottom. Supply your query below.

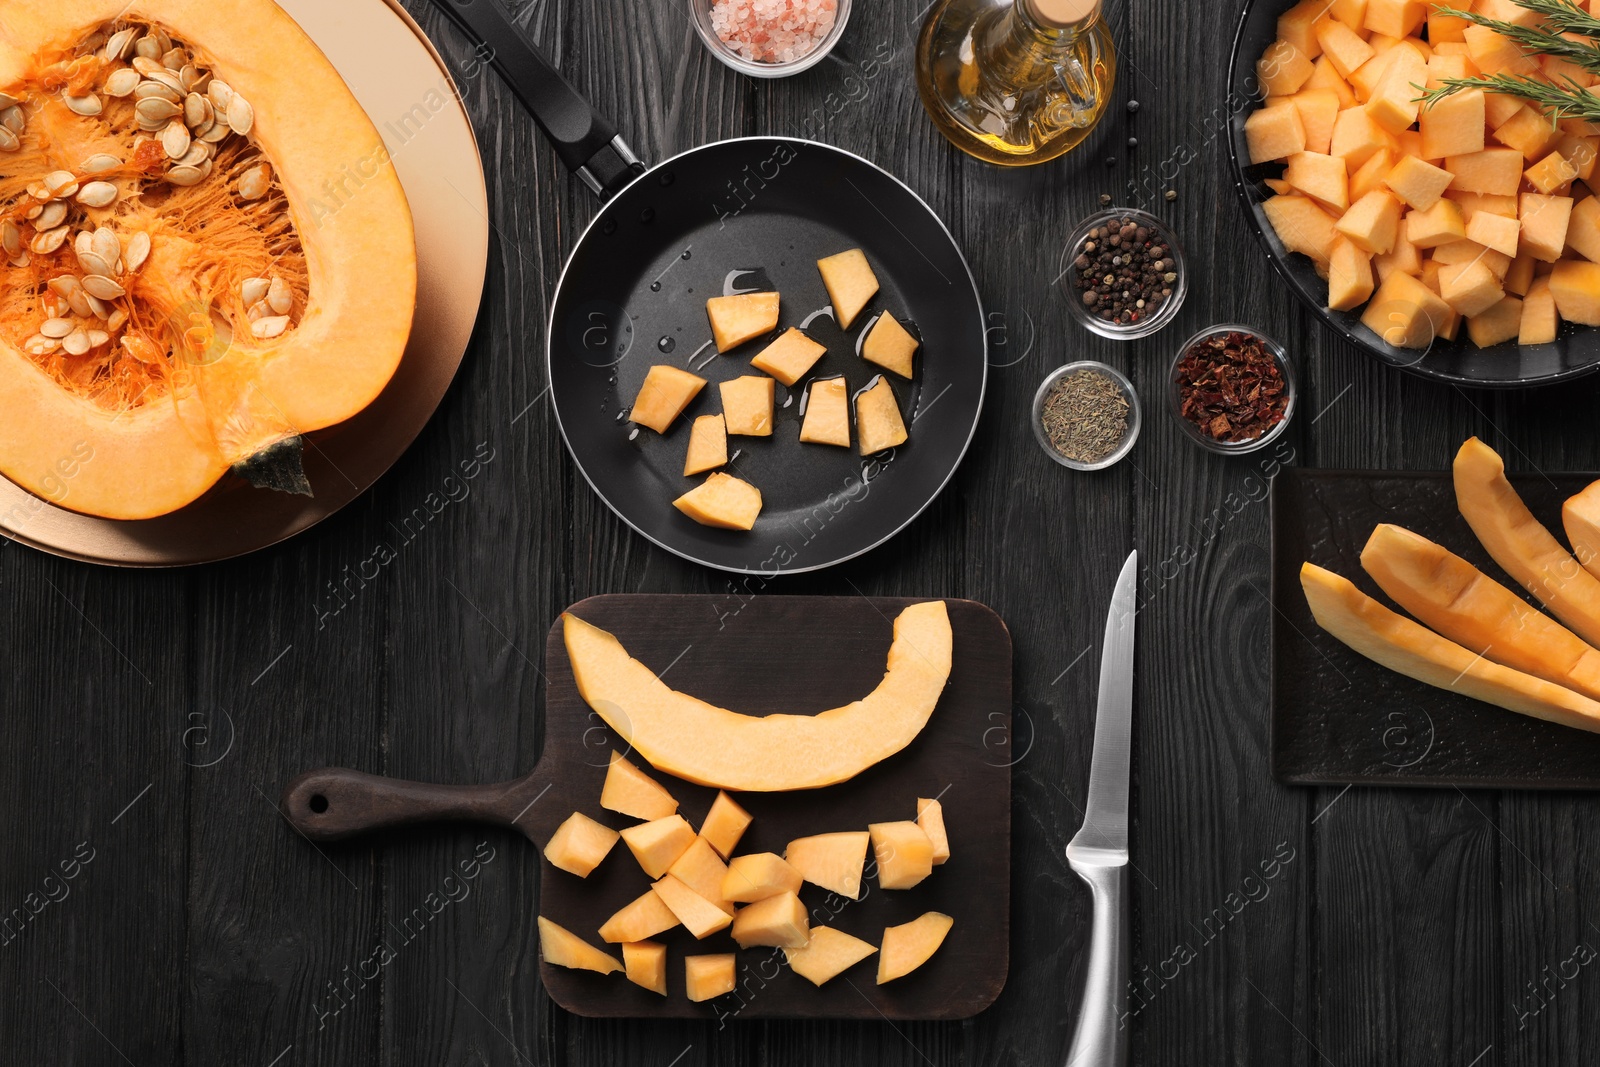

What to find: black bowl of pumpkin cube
left=627, top=248, right=923, bottom=532
left=1230, top=0, right=1600, bottom=386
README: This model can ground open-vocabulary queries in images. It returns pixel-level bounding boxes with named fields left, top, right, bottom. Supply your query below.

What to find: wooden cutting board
left=530, top=595, right=1012, bottom=1020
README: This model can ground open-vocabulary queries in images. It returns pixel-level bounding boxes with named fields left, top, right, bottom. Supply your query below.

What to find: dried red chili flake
left=1174, top=330, right=1288, bottom=444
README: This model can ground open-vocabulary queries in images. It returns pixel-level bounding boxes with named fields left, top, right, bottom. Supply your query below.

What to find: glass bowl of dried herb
left=1032, top=361, right=1141, bottom=471
left=1168, top=324, right=1296, bottom=455
left=1059, top=207, right=1188, bottom=341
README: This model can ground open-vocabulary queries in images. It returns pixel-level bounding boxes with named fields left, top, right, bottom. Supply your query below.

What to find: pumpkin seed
left=134, top=80, right=182, bottom=104
left=61, top=329, right=91, bottom=357
left=0, top=220, right=18, bottom=257
left=30, top=226, right=68, bottom=255
left=208, top=79, right=234, bottom=113
left=237, top=164, right=271, bottom=200
left=135, top=97, right=181, bottom=124
left=267, top=276, right=292, bottom=315
left=76, top=249, right=113, bottom=279
left=104, top=28, right=138, bottom=61
left=241, top=277, right=269, bottom=305
left=184, top=92, right=206, bottom=128
left=75, top=181, right=118, bottom=209
left=44, top=171, right=79, bottom=197
left=146, top=69, right=186, bottom=96
left=85, top=293, right=111, bottom=319
left=66, top=287, right=92, bottom=317
left=161, top=47, right=186, bottom=72
left=124, top=231, right=151, bottom=273
left=91, top=226, right=120, bottom=266
left=247, top=300, right=269, bottom=323
left=0, top=126, right=18, bottom=153
left=161, top=120, right=191, bottom=160
left=132, top=54, right=163, bottom=76
left=24, top=334, right=60, bottom=356
left=63, top=93, right=103, bottom=117
left=40, top=318, right=75, bottom=339
left=8, top=253, right=29, bottom=269
left=179, top=64, right=200, bottom=93
left=0, top=92, right=16, bottom=110
left=166, top=164, right=206, bottom=187
left=153, top=28, right=172, bottom=56
left=81, top=274, right=125, bottom=301
left=73, top=231, right=93, bottom=256
left=35, top=201, right=68, bottom=230
left=199, top=121, right=230, bottom=144
left=88, top=329, right=110, bottom=348
left=81, top=153, right=121, bottom=174
left=48, top=275, right=81, bottom=299
left=252, top=315, right=289, bottom=339
left=107, top=308, right=128, bottom=332
left=23, top=204, right=41, bottom=221
left=1, top=105, right=24, bottom=133
left=105, top=68, right=141, bottom=97
left=176, top=141, right=209, bottom=168
left=226, top=95, right=254, bottom=136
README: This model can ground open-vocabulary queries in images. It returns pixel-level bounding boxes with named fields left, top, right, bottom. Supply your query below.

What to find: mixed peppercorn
left=1070, top=216, right=1177, bottom=327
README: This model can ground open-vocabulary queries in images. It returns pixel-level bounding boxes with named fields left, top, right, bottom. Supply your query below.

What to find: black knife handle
left=429, top=0, right=645, bottom=198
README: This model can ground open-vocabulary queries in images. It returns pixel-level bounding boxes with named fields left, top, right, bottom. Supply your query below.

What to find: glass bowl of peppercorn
left=1032, top=361, right=1142, bottom=471
left=1060, top=207, right=1188, bottom=340
left=1168, top=324, right=1296, bottom=455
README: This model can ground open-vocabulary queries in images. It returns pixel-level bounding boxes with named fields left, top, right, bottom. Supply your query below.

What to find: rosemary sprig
left=1432, top=4, right=1600, bottom=75
left=1420, top=73, right=1600, bottom=122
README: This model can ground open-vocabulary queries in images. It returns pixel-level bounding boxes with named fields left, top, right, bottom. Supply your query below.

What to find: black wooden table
left=5, top=1, right=1600, bottom=1064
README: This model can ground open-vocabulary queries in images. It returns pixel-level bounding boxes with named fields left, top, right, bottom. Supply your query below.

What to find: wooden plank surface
left=4, top=0, right=1600, bottom=1063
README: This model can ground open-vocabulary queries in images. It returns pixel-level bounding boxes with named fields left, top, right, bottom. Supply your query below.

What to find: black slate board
left=1271, top=467, right=1600, bottom=790
left=535, top=595, right=1012, bottom=1018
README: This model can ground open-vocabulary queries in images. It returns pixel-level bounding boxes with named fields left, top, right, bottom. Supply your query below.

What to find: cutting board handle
left=280, top=765, right=554, bottom=845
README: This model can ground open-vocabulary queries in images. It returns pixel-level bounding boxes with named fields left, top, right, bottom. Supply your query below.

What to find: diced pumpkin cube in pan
left=1286, top=151, right=1350, bottom=212
left=749, top=327, right=826, bottom=387
left=1315, top=20, right=1374, bottom=79
left=1280, top=0, right=1334, bottom=56
left=1420, top=87, right=1485, bottom=159
left=1329, top=0, right=1366, bottom=31
left=799, top=377, right=851, bottom=448
left=1362, top=270, right=1453, bottom=348
left=1527, top=152, right=1580, bottom=196
left=1566, top=195, right=1600, bottom=263
left=1519, top=277, right=1560, bottom=345
left=1439, top=260, right=1506, bottom=319
left=1382, top=155, right=1453, bottom=211
left=856, top=377, right=909, bottom=455
left=1336, top=190, right=1403, bottom=253
left=1467, top=25, right=1539, bottom=76
left=1404, top=198, right=1466, bottom=249
left=1428, top=7, right=1471, bottom=43
left=1259, top=38, right=1316, bottom=96
left=1431, top=240, right=1510, bottom=279
left=1425, top=52, right=1471, bottom=89
left=1328, top=236, right=1376, bottom=311
left=1263, top=194, right=1340, bottom=263
left=1550, top=260, right=1600, bottom=325
left=674, top=473, right=763, bottom=531
left=630, top=365, right=706, bottom=433
left=1289, top=89, right=1341, bottom=154
left=1495, top=106, right=1559, bottom=162
left=1447, top=148, right=1525, bottom=195
left=1307, top=56, right=1358, bottom=108
left=1556, top=134, right=1600, bottom=182
left=1520, top=193, right=1574, bottom=262
left=1364, top=0, right=1426, bottom=36
left=1375, top=222, right=1422, bottom=281
left=1330, top=106, right=1395, bottom=167
left=861, top=312, right=921, bottom=378
left=1365, top=44, right=1427, bottom=133
left=1466, top=295, right=1524, bottom=347
left=720, top=375, right=775, bottom=436
left=816, top=249, right=879, bottom=329
left=1504, top=254, right=1537, bottom=297
left=1483, top=91, right=1525, bottom=128
left=706, top=291, right=780, bottom=352
left=683, top=414, right=728, bottom=477
left=1449, top=191, right=1519, bottom=224
left=1349, top=148, right=1394, bottom=202
left=1476, top=0, right=1543, bottom=28
left=1246, top=102, right=1308, bottom=163
left=1465, top=211, right=1521, bottom=259
left=869, top=820, right=934, bottom=890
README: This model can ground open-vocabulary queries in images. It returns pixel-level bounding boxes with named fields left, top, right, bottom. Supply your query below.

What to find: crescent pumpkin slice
left=0, top=2, right=416, bottom=519
left=1301, top=562, right=1600, bottom=734
left=562, top=601, right=953, bottom=791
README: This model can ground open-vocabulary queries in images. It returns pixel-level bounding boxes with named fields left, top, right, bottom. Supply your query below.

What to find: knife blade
left=1062, top=550, right=1137, bottom=1067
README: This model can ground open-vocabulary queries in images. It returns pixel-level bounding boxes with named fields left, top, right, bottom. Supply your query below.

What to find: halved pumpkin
left=0, top=2, right=416, bottom=519
left=1301, top=561, right=1600, bottom=734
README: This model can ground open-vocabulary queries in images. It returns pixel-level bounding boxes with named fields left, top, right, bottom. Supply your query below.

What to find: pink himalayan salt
left=710, top=0, right=838, bottom=65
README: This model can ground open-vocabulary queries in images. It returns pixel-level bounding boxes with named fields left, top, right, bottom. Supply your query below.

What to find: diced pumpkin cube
left=868, top=820, right=935, bottom=890
left=1365, top=44, right=1427, bottom=133
left=1519, top=276, right=1560, bottom=344
left=1349, top=147, right=1394, bottom=202
left=1375, top=220, right=1422, bottom=280
left=1431, top=239, right=1510, bottom=279
left=916, top=798, right=951, bottom=864
left=1394, top=130, right=1427, bottom=163
left=750, top=327, right=827, bottom=387
left=684, top=954, right=736, bottom=1002
left=1541, top=52, right=1595, bottom=90
left=1519, top=192, right=1574, bottom=262
left=1495, top=106, right=1559, bottom=162
left=1363, top=0, right=1425, bottom=36
left=1465, top=25, right=1538, bottom=76
left=876, top=912, right=955, bottom=985
left=855, top=377, right=908, bottom=455
left=1247, top=102, right=1308, bottom=163
left=1349, top=49, right=1396, bottom=102
left=719, top=375, right=775, bottom=436
left=706, top=291, right=780, bottom=352
left=599, top=888, right=681, bottom=943
left=1315, top=20, right=1374, bottom=79
left=785, top=831, right=871, bottom=898
left=1465, top=210, right=1521, bottom=258
left=651, top=873, right=734, bottom=938
left=1336, top=190, right=1404, bottom=253
left=1265, top=177, right=1295, bottom=195
left=538, top=917, right=623, bottom=975
left=1466, top=294, right=1524, bottom=347
left=1556, top=134, right=1600, bottom=182
left=673, top=472, right=763, bottom=530
left=730, top=891, right=810, bottom=949
left=1482, top=91, right=1524, bottom=129
left=816, top=248, right=878, bottom=329
left=1330, top=0, right=1367, bottom=29
left=1424, top=52, right=1470, bottom=88
left=1383, top=155, right=1453, bottom=211
left=784, top=927, right=878, bottom=987
left=668, top=836, right=735, bottom=915
left=1447, top=148, right=1524, bottom=195
left=1504, top=253, right=1537, bottom=296
left=683, top=414, right=728, bottom=477
left=799, top=377, right=851, bottom=447
left=1527, top=151, right=1580, bottom=196
left=1438, top=259, right=1506, bottom=318
left=1419, top=88, right=1485, bottom=159
left=1280, top=0, right=1335, bottom=57
left=1549, top=260, right=1600, bottom=324
left=1428, top=8, right=1470, bottom=44
left=1331, top=106, right=1397, bottom=168
left=1263, top=194, right=1341, bottom=262
left=1259, top=39, right=1317, bottom=96
left=699, top=790, right=752, bottom=858
left=1475, top=0, right=1541, bottom=26
left=602, top=751, right=679, bottom=821
left=622, top=941, right=668, bottom=995
left=1448, top=191, right=1519, bottom=223
left=1362, top=270, right=1454, bottom=347
left=1566, top=194, right=1600, bottom=263
left=1307, top=56, right=1359, bottom=108
left=544, top=811, right=620, bottom=878
left=722, top=852, right=804, bottom=903
left=1328, top=235, right=1376, bottom=311
left=620, top=814, right=697, bottom=878
left=1284, top=151, right=1350, bottom=213
left=861, top=311, right=921, bottom=378
left=630, top=365, right=706, bottom=433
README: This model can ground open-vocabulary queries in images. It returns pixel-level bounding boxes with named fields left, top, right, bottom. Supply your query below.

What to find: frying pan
left=432, top=0, right=989, bottom=573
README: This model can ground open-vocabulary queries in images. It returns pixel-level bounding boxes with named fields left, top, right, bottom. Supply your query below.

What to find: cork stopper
left=1025, top=0, right=1101, bottom=28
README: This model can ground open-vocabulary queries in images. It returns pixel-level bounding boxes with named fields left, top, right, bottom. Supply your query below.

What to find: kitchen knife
left=1063, top=550, right=1137, bottom=1067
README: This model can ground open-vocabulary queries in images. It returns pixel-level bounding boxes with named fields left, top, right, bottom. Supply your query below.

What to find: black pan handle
left=429, top=0, right=645, bottom=198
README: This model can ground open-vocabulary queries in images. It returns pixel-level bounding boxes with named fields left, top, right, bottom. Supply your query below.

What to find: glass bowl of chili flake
left=1168, top=324, right=1296, bottom=455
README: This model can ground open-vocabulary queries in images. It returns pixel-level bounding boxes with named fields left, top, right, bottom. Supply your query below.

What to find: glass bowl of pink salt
left=691, top=0, right=852, bottom=78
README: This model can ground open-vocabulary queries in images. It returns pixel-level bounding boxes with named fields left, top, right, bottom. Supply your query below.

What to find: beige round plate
left=0, top=0, right=489, bottom=566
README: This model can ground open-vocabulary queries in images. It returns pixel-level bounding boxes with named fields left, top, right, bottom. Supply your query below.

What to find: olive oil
left=915, top=0, right=1116, bottom=166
